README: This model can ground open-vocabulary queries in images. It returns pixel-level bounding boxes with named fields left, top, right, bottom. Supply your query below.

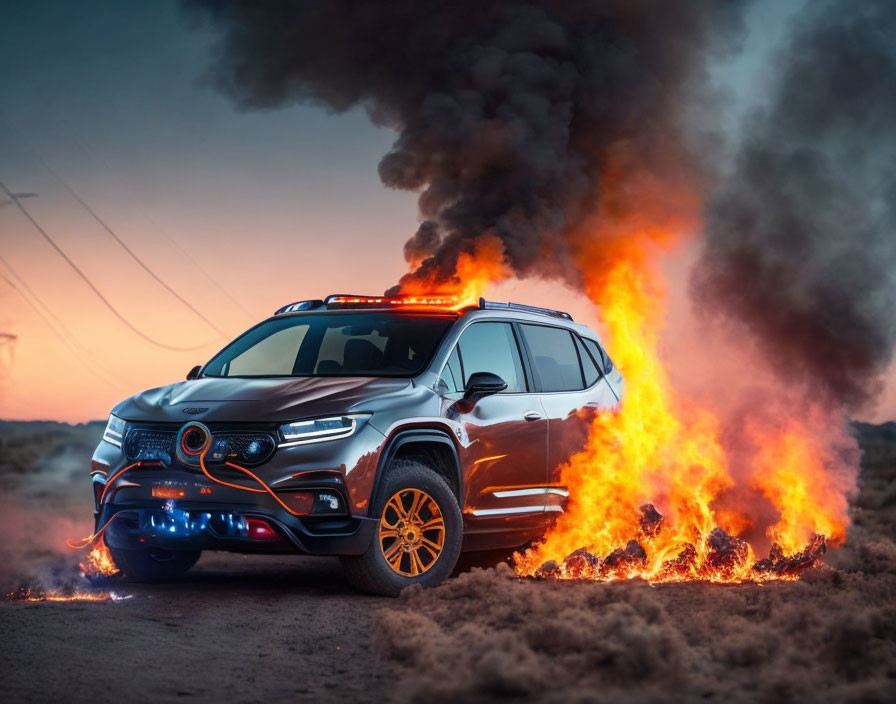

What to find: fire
left=513, top=249, right=847, bottom=582
left=401, top=235, right=510, bottom=308
left=79, top=536, right=120, bottom=579
left=403, top=158, right=850, bottom=583
left=7, top=588, right=113, bottom=603
left=7, top=537, right=124, bottom=603
left=750, top=426, right=850, bottom=555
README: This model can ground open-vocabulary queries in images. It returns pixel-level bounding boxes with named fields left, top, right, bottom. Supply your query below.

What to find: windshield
left=202, top=312, right=455, bottom=378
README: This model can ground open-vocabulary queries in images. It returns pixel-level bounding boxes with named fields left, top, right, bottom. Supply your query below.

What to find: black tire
left=341, top=460, right=462, bottom=596
left=109, top=546, right=201, bottom=583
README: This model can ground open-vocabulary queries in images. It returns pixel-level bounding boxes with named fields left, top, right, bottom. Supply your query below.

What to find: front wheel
left=109, top=546, right=201, bottom=583
left=341, top=460, right=462, bottom=596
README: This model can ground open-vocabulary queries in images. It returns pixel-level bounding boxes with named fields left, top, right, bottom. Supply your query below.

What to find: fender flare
left=372, top=427, right=463, bottom=511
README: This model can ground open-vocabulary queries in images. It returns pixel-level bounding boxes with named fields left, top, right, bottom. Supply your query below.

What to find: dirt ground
left=1, top=420, right=894, bottom=703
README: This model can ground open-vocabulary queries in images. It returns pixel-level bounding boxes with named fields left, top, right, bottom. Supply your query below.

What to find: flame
left=750, top=426, right=850, bottom=555
left=79, top=536, right=120, bottom=579
left=401, top=234, right=510, bottom=309
left=7, top=588, right=114, bottom=602
left=399, top=154, right=851, bottom=583
left=510, top=160, right=850, bottom=581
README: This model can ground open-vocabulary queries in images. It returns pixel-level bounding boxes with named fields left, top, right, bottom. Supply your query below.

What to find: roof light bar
left=324, top=294, right=461, bottom=308
left=479, top=298, right=573, bottom=321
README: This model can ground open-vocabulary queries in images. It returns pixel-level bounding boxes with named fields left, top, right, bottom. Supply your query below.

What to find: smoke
left=0, top=421, right=104, bottom=593
left=186, top=0, right=895, bottom=412
left=184, top=0, right=744, bottom=291
left=692, top=0, right=896, bottom=411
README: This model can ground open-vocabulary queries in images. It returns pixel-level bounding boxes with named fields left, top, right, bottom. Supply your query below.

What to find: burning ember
left=78, top=536, right=120, bottom=580
left=7, top=537, right=125, bottom=604
left=6, top=587, right=116, bottom=603
left=527, top=503, right=828, bottom=583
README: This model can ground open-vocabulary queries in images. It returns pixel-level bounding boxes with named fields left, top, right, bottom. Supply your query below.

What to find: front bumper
left=101, top=501, right=377, bottom=555
left=95, top=465, right=377, bottom=556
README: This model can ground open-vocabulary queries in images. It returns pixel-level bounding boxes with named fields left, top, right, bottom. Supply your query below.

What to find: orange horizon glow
left=2, top=197, right=895, bottom=425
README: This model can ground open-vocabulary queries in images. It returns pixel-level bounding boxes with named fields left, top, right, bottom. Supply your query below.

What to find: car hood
left=112, top=376, right=412, bottom=424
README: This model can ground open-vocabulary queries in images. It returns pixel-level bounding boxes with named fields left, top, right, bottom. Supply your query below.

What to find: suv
left=90, top=295, right=623, bottom=595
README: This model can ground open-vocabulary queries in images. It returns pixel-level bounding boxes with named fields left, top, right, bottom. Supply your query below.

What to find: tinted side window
left=457, top=323, right=526, bottom=392
left=520, top=324, right=584, bottom=392
left=438, top=347, right=464, bottom=393
left=574, top=335, right=601, bottom=387
left=583, top=338, right=614, bottom=375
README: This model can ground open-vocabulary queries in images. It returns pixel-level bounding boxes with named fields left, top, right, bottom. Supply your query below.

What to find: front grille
left=125, top=429, right=175, bottom=464
left=124, top=426, right=276, bottom=467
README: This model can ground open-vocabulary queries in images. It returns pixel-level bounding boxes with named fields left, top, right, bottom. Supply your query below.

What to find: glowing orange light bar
left=152, top=487, right=185, bottom=499
left=325, top=294, right=462, bottom=308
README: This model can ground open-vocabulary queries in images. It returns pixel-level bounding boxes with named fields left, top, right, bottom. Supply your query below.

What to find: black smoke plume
left=187, top=0, right=896, bottom=409
left=692, top=0, right=896, bottom=410
left=184, top=0, right=740, bottom=290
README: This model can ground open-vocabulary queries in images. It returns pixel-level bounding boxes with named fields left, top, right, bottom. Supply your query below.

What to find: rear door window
left=583, top=338, right=615, bottom=375
left=456, top=322, right=527, bottom=392
left=574, top=335, right=601, bottom=387
left=519, top=324, right=585, bottom=392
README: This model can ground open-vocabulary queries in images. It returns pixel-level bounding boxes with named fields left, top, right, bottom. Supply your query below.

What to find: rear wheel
left=341, top=460, right=462, bottom=596
left=109, top=546, right=201, bottom=583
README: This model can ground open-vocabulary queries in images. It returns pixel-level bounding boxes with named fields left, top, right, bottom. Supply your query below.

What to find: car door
left=438, top=321, right=549, bottom=538
left=517, top=324, right=618, bottom=509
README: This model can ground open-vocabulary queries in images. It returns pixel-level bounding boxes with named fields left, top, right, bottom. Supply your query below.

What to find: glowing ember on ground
left=5, top=587, right=131, bottom=603
left=7, top=537, right=127, bottom=603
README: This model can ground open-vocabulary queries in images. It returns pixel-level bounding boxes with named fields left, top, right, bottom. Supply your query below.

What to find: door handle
left=524, top=411, right=543, bottom=421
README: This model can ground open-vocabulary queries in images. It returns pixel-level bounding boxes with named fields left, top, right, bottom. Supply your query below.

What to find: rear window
left=519, top=324, right=584, bottom=392
left=583, top=338, right=614, bottom=375
left=574, top=335, right=601, bottom=386
left=203, top=313, right=454, bottom=377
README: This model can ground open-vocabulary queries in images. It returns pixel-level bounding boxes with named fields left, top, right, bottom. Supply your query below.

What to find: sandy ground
left=1, top=554, right=394, bottom=702
left=1, top=420, right=894, bottom=703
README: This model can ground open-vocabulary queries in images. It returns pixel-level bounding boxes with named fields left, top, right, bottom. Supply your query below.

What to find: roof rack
left=478, top=298, right=573, bottom=321
left=274, top=300, right=324, bottom=315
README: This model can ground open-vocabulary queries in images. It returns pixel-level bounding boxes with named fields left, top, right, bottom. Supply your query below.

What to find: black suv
left=91, top=295, right=623, bottom=595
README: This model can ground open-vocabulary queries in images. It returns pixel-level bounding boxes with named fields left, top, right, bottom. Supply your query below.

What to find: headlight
left=278, top=415, right=368, bottom=446
left=103, top=414, right=127, bottom=447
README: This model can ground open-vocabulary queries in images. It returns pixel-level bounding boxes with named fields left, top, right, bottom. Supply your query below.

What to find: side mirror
left=186, top=365, right=202, bottom=381
left=463, top=372, right=507, bottom=403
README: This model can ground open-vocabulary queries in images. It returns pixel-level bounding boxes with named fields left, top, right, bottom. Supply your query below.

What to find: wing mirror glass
left=186, top=365, right=202, bottom=380
left=462, top=372, right=507, bottom=403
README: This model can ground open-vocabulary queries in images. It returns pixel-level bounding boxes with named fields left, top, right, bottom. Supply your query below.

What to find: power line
left=0, top=260, right=125, bottom=390
left=0, top=181, right=216, bottom=353
left=0, top=251, right=130, bottom=387
left=4, top=105, right=257, bottom=322
left=27, top=156, right=230, bottom=339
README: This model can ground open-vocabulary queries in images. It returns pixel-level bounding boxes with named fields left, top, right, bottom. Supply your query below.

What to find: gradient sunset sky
left=1, top=0, right=893, bottom=423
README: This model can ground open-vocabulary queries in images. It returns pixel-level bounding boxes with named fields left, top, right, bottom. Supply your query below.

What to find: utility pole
left=0, top=186, right=37, bottom=208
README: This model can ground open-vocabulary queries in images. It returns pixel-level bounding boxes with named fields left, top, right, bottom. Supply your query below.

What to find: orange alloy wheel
left=378, top=488, right=446, bottom=577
